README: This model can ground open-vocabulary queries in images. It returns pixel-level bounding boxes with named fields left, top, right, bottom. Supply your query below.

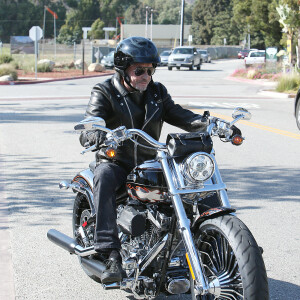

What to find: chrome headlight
left=182, top=153, right=215, bottom=183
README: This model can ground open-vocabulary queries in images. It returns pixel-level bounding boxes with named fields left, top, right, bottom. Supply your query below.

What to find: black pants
left=93, top=162, right=129, bottom=251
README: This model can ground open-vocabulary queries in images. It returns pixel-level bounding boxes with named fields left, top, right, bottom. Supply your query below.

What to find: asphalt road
left=0, top=59, right=299, bottom=300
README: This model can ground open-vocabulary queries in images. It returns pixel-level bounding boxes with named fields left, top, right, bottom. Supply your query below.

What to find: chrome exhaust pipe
left=81, top=257, right=106, bottom=278
left=47, top=229, right=77, bottom=254
left=47, top=229, right=96, bottom=256
left=47, top=229, right=107, bottom=280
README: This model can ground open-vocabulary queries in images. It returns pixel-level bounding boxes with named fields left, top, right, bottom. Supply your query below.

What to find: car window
left=173, top=48, right=193, bottom=55
left=160, top=51, right=171, bottom=56
left=258, top=52, right=265, bottom=57
left=198, top=50, right=207, bottom=54
left=107, top=51, right=114, bottom=57
left=250, top=52, right=257, bottom=57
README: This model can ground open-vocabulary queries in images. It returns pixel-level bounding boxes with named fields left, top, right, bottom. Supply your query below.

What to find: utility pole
left=145, top=6, right=150, bottom=39
left=150, top=9, right=156, bottom=41
left=180, top=0, right=185, bottom=46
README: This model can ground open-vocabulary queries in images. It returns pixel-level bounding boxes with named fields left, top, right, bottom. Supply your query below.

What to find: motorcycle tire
left=73, top=193, right=101, bottom=283
left=191, top=215, right=269, bottom=300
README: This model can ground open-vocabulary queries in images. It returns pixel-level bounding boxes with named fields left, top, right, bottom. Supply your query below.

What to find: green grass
left=276, top=73, right=300, bottom=93
left=0, top=63, right=18, bottom=80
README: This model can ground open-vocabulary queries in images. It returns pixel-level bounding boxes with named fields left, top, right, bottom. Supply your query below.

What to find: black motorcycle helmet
left=114, top=37, right=160, bottom=89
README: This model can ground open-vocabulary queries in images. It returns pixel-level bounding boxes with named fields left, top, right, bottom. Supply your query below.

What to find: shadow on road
left=221, top=166, right=300, bottom=206
left=2, top=150, right=299, bottom=227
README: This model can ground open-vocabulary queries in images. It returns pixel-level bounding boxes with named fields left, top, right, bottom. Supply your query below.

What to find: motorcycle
left=47, top=107, right=269, bottom=299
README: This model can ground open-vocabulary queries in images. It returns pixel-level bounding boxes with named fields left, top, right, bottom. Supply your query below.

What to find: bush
left=0, top=54, right=14, bottom=64
left=37, top=63, right=52, bottom=72
left=276, top=74, right=300, bottom=92
left=0, top=63, right=18, bottom=80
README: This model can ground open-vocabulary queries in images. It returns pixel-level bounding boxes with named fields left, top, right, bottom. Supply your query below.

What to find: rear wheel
left=168, top=66, right=172, bottom=70
left=189, top=64, right=194, bottom=71
left=176, top=66, right=180, bottom=70
left=73, top=193, right=101, bottom=283
left=191, top=215, right=269, bottom=299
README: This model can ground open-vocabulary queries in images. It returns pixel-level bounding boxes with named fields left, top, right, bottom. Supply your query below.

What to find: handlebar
left=80, top=109, right=249, bottom=154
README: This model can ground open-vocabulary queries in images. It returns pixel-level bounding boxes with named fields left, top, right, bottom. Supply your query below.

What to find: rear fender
left=72, top=168, right=95, bottom=215
left=191, top=207, right=236, bottom=232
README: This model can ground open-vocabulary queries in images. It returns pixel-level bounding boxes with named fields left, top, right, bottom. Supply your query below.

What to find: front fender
left=191, top=207, right=236, bottom=232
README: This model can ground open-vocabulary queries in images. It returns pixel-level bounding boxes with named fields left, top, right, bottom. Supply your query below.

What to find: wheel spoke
left=197, top=227, right=244, bottom=300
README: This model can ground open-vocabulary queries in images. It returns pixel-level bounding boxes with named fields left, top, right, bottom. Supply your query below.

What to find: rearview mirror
left=232, top=107, right=251, bottom=121
left=74, top=117, right=106, bottom=131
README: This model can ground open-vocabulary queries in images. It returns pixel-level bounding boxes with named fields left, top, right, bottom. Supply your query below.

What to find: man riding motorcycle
left=79, top=36, right=240, bottom=284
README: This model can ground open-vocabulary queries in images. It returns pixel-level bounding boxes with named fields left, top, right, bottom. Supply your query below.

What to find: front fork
left=158, top=151, right=231, bottom=295
left=158, top=152, right=208, bottom=295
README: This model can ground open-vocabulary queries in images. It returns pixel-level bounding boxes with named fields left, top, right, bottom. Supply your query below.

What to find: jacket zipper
left=141, top=107, right=159, bottom=131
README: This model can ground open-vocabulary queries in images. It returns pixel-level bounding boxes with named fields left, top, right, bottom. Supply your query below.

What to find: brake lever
left=81, top=144, right=97, bottom=155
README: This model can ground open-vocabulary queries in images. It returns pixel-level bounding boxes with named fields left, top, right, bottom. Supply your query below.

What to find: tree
left=276, top=0, right=300, bottom=67
left=88, top=18, right=105, bottom=39
left=99, top=0, right=138, bottom=27
left=233, top=0, right=282, bottom=49
left=57, top=0, right=100, bottom=44
left=191, top=0, right=239, bottom=45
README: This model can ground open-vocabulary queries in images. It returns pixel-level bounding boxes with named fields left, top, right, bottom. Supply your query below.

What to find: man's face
left=125, top=63, right=154, bottom=92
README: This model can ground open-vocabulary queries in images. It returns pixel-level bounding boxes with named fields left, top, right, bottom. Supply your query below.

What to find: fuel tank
left=126, top=160, right=169, bottom=203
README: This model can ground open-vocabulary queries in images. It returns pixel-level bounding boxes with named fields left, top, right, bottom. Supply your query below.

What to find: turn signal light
left=105, top=148, right=116, bottom=158
left=231, top=135, right=244, bottom=146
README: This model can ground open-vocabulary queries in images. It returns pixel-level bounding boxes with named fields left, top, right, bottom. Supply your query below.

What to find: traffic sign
left=29, top=26, right=43, bottom=41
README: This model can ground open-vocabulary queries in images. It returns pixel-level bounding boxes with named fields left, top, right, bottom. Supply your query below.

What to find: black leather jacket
left=80, top=73, right=207, bottom=171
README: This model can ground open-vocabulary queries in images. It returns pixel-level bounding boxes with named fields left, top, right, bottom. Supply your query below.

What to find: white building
left=121, top=24, right=192, bottom=48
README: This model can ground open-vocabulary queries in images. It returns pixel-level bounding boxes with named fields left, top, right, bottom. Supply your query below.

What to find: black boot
left=100, top=250, right=125, bottom=284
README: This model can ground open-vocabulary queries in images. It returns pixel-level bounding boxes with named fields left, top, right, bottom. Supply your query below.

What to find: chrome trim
left=211, top=164, right=231, bottom=208
left=78, top=168, right=94, bottom=189
left=158, top=150, right=208, bottom=293
left=172, top=159, right=185, bottom=188
left=74, top=245, right=96, bottom=256
left=139, top=234, right=169, bottom=273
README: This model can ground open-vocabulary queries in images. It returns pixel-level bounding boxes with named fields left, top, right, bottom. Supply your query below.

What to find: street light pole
left=180, top=0, right=185, bottom=46
left=150, top=9, right=155, bottom=41
left=145, top=6, right=149, bottom=39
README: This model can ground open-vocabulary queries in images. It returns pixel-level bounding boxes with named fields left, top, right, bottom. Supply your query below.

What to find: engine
left=117, top=204, right=190, bottom=296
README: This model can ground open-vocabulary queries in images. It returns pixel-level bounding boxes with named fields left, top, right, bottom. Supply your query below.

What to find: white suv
left=244, top=50, right=266, bottom=67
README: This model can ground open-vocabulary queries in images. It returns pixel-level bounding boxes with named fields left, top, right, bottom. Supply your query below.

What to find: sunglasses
left=134, top=67, right=156, bottom=77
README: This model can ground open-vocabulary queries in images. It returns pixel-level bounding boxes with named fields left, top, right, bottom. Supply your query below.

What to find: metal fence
left=2, top=40, right=241, bottom=65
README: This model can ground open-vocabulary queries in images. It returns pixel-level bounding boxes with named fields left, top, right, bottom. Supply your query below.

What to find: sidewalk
left=0, top=70, right=114, bottom=85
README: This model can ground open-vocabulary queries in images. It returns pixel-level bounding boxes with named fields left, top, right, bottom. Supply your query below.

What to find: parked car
left=159, top=50, right=172, bottom=66
left=244, top=50, right=266, bottom=67
left=294, top=87, right=300, bottom=130
left=168, top=46, right=201, bottom=70
left=100, top=50, right=115, bottom=68
left=197, top=49, right=211, bottom=63
left=238, top=49, right=251, bottom=59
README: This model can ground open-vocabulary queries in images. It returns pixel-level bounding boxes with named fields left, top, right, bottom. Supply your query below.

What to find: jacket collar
left=112, top=72, right=129, bottom=97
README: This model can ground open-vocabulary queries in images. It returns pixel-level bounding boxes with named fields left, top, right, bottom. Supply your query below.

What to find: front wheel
left=192, top=215, right=269, bottom=299
left=295, top=97, right=300, bottom=130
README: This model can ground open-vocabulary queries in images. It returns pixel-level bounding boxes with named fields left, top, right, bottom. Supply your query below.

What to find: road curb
left=0, top=71, right=113, bottom=85
left=258, top=90, right=296, bottom=99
